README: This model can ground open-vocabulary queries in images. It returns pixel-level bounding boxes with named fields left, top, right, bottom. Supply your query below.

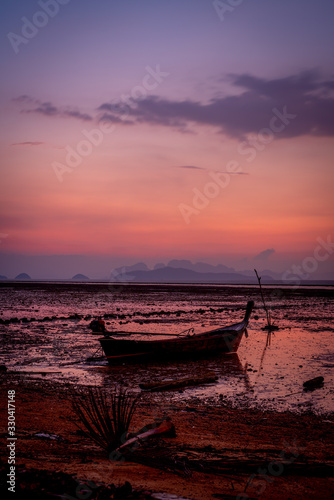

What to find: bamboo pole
left=254, top=269, right=271, bottom=327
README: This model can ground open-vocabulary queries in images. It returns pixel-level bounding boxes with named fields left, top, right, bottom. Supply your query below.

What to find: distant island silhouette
left=72, top=274, right=90, bottom=281
left=15, top=273, right=31, bottom=280
left=110, top=264, right=275, bottom=284
left=3, top=258, right=332, bottom=283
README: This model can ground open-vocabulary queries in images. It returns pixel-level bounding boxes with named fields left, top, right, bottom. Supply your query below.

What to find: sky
left=0, top=0, right=333, bottom=279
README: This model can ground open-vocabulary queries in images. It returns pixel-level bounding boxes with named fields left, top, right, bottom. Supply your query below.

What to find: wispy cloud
left=214, top=170, right=249, bottom=175
left=176, top=165, right=206, bottom=170
left=254, top=248, right=275, bottom=261
left=62, top=109, right=93, bottom=121
left=14, top=96, right=93, bottom=122
left=29, top=101, right=58, bottom=117
left=12, top=95, right=35, bottom=104
left=176, top=165, right=249, bottom=175
left=11, top=141, right=44, bottom=146
left=97, top=112, right=133, bottom=125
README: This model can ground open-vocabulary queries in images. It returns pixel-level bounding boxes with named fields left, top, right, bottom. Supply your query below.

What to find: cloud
left=14, top=71, right=334, bottom=138
left=176, top=165, right=248, bottom=175
left=12, top=95, right=35, bottom=104
left=177, top=165, right=206, bottom=170
left=254, top=249, right=275, bottom=261
left=62, top=109, right=92, bottom=121
left=14, top=96, right=93, bottom=122
left=97, top=113, right=133, bottom=125
left=100, top=70, right=334, bottom=138
left=97, top=102, right=127, bottom=113
left=28, top=103, right=93, bottom=121
left=214, top=170, right=249, bottom=175
left=11, top=141, right=44, bottom=146
left=29, top=101, right=58, bottom=117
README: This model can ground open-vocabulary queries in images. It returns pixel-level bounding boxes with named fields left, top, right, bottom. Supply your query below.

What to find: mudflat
left=1, top=373, right=333, bottom=499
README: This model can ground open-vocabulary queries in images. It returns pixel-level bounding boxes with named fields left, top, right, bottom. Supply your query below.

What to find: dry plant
left=71, top=385, right=140, bottom=453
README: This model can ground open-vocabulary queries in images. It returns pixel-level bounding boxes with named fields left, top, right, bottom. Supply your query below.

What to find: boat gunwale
left=98, top=319, right=247, bottom=346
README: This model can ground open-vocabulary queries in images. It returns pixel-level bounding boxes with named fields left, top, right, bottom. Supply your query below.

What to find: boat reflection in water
left=93, top=349, right=253, bottom=399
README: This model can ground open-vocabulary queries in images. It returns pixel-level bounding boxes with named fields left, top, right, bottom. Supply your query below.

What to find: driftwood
left=117, top=418, right=176, bottom=452
left=303, top=376, right=324, bottom=390
left=139, top=372, right=218, bottom=392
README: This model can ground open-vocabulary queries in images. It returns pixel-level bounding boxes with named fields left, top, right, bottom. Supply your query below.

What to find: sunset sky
left=0, top=0, right=333, bottom=279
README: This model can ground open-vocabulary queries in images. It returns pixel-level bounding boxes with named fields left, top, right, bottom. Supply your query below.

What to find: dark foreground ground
left=0, top=373, right=333, bottom=500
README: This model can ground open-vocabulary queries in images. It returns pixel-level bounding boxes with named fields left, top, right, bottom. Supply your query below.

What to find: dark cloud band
left=14, top=71, right=334, bottom=139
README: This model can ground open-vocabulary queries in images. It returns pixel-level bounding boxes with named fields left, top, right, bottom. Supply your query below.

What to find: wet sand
left=1, top=282, right=334, bottom=415
left=1, top=373, right=333, bottom=499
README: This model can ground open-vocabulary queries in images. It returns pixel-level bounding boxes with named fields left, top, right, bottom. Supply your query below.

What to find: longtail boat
left=97, top=301, right=254, bottom=365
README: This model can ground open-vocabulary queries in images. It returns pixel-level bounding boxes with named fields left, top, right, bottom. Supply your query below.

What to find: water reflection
left=0, top=283, right=333, bottom=414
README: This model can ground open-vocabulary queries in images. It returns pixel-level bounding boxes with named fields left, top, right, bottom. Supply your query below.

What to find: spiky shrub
left=71, top=386, right=140, bottom=453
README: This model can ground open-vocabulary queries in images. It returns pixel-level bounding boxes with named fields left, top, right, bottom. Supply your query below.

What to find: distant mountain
left=118, top=266, right=274, bottom=284
left=154, top=262, right=166, bottom=270
left=72, top=273, right=90, bottom=281
left=0, top=275, right=8, bottom=280
left=113, top=262, right=149, bottom=275
left=240, top=268, right=282, bottom=280
left=15, top=273, right=31, bottom=280
left=166, top=259, right=235, bottom=274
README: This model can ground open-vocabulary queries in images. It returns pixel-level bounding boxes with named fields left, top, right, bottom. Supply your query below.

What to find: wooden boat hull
left=99, top=301, right=254, bottom=365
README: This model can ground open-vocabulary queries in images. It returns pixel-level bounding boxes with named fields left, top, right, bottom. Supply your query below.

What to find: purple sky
left=0, top=0, right=333, bottom=279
